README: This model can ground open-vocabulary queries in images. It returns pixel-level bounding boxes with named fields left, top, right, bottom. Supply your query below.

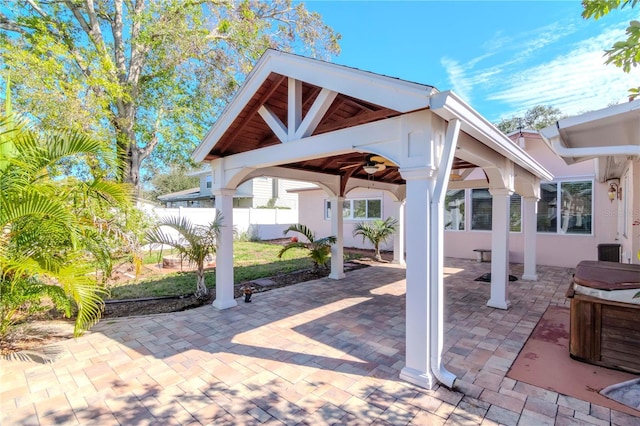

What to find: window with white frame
left=325, top=198, right=382, bottom=220
left=445, top=189, right=465, bottom=230
left=537, top=180, right=592, bottom=234
left=205, top=175, right=212, bottom=189
left=469, top=188, right=522, bottom=232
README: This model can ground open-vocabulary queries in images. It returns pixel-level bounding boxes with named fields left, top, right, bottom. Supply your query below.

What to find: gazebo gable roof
left=192, top=49, right=437, bottom=165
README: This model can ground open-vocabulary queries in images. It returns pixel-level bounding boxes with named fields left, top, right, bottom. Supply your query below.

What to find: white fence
left=148, top=207, right=298, bottom=241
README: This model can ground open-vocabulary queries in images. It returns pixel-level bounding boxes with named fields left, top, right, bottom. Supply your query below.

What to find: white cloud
left=441, top=57, right=473, bottom=102
left=442, top=19, right=578, bottom=110
left=488, top=28, right=631, bottom=116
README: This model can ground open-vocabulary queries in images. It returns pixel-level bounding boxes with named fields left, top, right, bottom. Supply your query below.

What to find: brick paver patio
left=1, top=258, right=639, bottom=425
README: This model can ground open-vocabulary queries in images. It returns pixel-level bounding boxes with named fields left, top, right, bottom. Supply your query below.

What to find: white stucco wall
left=443, top=134, right=619, bottom=268
left=297, top=187, right=401, bottom=252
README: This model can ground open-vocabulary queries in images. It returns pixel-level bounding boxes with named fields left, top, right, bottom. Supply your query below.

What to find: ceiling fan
left=339, top=154, right=398, bottom=175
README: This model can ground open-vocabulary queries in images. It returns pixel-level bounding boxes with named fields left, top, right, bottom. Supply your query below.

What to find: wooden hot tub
left=567, top=261, right=640, bottom=373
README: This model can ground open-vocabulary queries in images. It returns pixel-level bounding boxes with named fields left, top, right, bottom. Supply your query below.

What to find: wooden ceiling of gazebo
left=203, top=73, right=478, bottom=184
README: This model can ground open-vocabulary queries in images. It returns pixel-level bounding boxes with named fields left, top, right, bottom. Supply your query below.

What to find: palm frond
left=0, top=191, right=74, bottom=228
left=55, top=263, right=109, bottom=337
left=278, top=241, right=309, bottom=258
left=314, top=236, right=337, bottom=247
left=283, top=223, right=315, bottom=242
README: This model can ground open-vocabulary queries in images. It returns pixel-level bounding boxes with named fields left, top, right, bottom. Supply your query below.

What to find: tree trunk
left=120, top=143, right=142, bottom=187
left=374, top=242, right=382, bottom=261
left=195, top=267, right=208, bottom=301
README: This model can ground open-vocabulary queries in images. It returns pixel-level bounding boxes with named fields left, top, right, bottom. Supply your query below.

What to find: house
left=291, top=128, right=604, bottom=269
left=157, top=167, right=315, bottom=208
left=540, top=100, right=640, bottom=265
left=190, top=49, right=552, bottom=390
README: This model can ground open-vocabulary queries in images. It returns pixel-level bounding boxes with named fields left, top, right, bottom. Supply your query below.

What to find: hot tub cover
left=573, top=261, right=640, bottom=291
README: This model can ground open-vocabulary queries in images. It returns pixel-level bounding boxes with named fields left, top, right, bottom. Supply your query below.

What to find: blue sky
left=304, top=1, right=637, bottom=122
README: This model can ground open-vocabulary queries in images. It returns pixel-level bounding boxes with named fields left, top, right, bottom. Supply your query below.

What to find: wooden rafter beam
left=215, top=74, right=287, bottom=153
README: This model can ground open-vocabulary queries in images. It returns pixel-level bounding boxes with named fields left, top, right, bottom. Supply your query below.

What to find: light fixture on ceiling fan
left=339, top=154, right=397, bottom=175
left=363, top=163, right=383, bottom=174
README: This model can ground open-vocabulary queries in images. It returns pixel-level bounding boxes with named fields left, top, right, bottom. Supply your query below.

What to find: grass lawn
left=107, top=241, right=346, bottom=300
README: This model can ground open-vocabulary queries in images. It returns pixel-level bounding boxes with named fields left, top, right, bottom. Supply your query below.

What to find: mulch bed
left=102, top=259, right=373, bottom=318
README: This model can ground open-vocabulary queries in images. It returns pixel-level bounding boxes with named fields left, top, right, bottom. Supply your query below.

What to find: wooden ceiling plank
left=314, top=108, right=400, bottom=134
left=215, top=74, right=287, bottom=153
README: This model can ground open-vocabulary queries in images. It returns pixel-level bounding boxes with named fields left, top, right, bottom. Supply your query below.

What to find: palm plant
left=0, top=110, right=133, bottom=337
left=145, top=212, right=223, bottom=301
left=278, top=224, right=336, bottom=272
left=353, top=217, right=399, bottom=261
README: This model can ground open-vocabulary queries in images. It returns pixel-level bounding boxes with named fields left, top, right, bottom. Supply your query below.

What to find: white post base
left=521, top=273, right=538, bottom=281
left=487, top=299, right=511, bottom=310
left=400, top=367, right=437, bottom=390
left=212, top=299, right=238, bottom=310
left=329, top=271, right=345, bottom=280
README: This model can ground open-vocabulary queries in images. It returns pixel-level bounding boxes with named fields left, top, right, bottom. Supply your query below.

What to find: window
left=205, top=175, right=212, bottom=189
left=471, top=189, right=492, bottom=230
left=325, top=198, right=382, bottom=220
left=470, top=189, right=522, bottom=232
left=537, top=180, right=592, bottom=234
left=445, top=190, right=465, bottom=230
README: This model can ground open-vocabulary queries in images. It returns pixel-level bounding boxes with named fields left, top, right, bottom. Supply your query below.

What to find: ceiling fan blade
left=369, top=155, right=398, bottom=168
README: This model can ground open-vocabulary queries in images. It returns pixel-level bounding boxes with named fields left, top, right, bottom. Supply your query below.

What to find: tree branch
left=0, top=13, right=27, bottom=34
left=25, top=0, right=49, bottom=18
left=140, top=110, right=164, bottom=159
left=111, top=0, right=127, bottom=81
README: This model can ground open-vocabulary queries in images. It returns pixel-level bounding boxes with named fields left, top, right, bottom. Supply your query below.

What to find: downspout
left=428, top=117, right=461, bottom=388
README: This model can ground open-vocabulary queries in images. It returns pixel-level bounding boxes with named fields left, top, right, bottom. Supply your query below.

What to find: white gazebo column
left=399, top=173, right=435, bottom=389
left=329, top=195, right=345, bottom=280
left=522, top=196, right=539, bottom=281
left=392, top=199, right=405, bottom=265
left=212, top=189, right=238, bottom=310
left=488, top=188, right=512, bottom=310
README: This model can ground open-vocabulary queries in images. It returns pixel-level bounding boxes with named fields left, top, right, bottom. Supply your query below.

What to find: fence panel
left=145, top=207, right=298, bottom=242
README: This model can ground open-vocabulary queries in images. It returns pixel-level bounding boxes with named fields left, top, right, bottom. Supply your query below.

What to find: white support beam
left=447, top=179, right=489, bottom=190
left=243, top=166, right=341, bottom=197
left=288, top=78, right=302, bottom=141
left=522, top=196, right=539, bottom=281
left=295, top=88, right=338, bottom=139
left=223, top=113, right=405, bottom=171
left=258, top=105, right=288, bottom=143
left=400, top=173, right=435, bottom=389
left=487, top=188, right=512, bottom=310
left=212, top=189, right=238, bottom=310
left=392, top=200, right=405, bottom=265
left=329, top=196, right=345, bottom=280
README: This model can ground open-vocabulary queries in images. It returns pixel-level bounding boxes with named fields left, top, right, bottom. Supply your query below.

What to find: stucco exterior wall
left=297, top=187, right=401, bottom=252
left=443, top=134, right=619, bottom=268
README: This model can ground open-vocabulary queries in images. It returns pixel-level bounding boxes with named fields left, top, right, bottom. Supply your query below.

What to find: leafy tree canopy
left=582, top=0, right=640, bottom=99
left=0, top=1, right=341, bottom=190
left=495, top=105, right=564, bottom=133
left=144, top=165, right=200, bottom=202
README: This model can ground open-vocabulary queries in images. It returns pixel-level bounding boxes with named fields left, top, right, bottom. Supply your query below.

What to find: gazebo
left=192, top=50, right=552, bottom=389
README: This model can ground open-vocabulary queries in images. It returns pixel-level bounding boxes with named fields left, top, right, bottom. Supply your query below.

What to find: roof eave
left=430, top=91, right=553, bottom=182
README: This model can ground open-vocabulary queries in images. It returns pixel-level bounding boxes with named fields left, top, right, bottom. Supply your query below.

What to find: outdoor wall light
left=608, top=182, right=622, bottom=202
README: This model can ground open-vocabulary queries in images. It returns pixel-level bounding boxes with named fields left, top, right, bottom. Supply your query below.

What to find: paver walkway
left=1, top=258, right=639, bottom=425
